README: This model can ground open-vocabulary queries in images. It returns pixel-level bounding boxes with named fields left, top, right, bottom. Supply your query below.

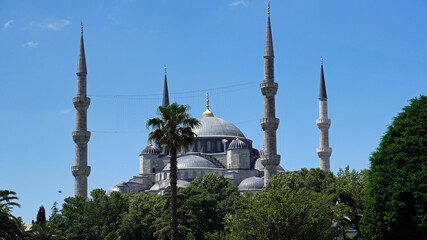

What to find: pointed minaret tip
left=264, top=3, right=274, bottom=57
left=77, top=23, right=87, bottom=74
left=162, top=65, right=170, bottom=107
left=319, top=57, right=327, bottom=99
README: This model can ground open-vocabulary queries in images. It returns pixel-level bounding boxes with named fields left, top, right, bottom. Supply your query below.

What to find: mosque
left=71, top=6, right=332, bottom=197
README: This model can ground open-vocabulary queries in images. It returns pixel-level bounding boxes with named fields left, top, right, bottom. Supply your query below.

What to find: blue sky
left=1, top=0, right=426, bottom=223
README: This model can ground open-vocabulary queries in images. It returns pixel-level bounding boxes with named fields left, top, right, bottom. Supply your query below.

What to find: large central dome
left=192, top=117, right=245, bottom=138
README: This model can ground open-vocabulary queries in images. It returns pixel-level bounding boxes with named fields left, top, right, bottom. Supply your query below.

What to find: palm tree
left=147, top=102, right=199, bottom=240
left=0, top=190, right=23, bottom=239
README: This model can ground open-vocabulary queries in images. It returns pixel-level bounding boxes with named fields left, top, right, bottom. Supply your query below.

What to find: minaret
left=317, top=57, right=332, bottom=171
left=260, top=4, right=280, bottom=184
left=162, top=65, right=169, bottom=107
left=72, top=24, right=91, bottom=197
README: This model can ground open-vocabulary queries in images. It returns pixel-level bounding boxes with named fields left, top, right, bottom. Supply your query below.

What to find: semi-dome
left=163, top=155, right=217, bottom=171
left=238, top=176, right=264, bottom=190
left=141, top=144, right=160, bottom=155
left=192, top=117, right=245, bottom=138
left=159, top=179, right=191, bottom=189
left=229, top=137, right=247, bottom=149
left=254, top=158, right=285, bottom=172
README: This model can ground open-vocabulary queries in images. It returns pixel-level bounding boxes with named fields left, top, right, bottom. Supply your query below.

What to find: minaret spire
left=72, top=24, right=91, bottom=197
left=264, top=3, right=274, bottom=57
left=77, top=23, right=87, bottom=74
left=317, top=57, right=332, bottom=171
left=162, top=64, right=169, bottom=107
left=260, top=3, right=280, bottom=185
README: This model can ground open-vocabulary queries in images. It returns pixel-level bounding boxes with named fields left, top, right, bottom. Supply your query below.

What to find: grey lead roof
left=238, top=176, right=264, bottom=190
left=229, top=138, right=247, bottom=149
left=141, top=144, right=160, bottom=155
left=77, top=29, right=87, bottom=74
left=264, top=10, right=274, bottom=57
left=192, top=117, right=245, bottom=138
left=162, top=155, right=217, bottom=171
left=319, top=64, right=327, bottom=99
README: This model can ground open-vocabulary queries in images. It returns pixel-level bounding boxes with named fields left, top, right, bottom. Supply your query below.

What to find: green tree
left=147, top=102, right=200, bottom=240
left=227, top=170, right=333, bottom=240
left=361, top=95, right=427, bottom=240
left=119, top=192, right=161, bottom=240
left=54, top=189, right=129, bottom=240
left=0, top=190, right=23, bottom=240
left=333, top=167, right=367, bottom=239
left=36, top=206, right=46, bottom=225
left=181, top=173, right=241, bottom=239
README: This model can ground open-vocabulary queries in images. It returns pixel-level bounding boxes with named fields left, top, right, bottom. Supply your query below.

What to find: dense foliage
left=3, top=167, right=369, bottom=239
left=226, top=169, right=335, bottom=240
left=361, top=95, right=427, bottom=240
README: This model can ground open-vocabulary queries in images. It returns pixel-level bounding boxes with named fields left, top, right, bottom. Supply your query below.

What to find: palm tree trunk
left=169, top=147, right=178, bottom=240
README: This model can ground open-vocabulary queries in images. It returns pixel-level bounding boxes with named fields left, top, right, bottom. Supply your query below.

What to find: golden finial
left=164, top=64, right=167, bottom=75
left=149, top=140, right=152, bottom=146
left=81, top=22, right=83, bottom=35
left=236, top=134, right=240, bottom=141
left=206, top=92, right=210, bottom=110
left=268, top=2, right=270, bottom=16
left=202, top=92, right=214, bottom=118
left=321, top=56, right=323, bottom=66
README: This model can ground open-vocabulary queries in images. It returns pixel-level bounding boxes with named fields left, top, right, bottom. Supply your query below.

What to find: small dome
left=229, top=137, right=247, bottom=149
left=141, top=144, right=160, bottom=155
left=238, top=177, right=264, bottom=190
left=107, top=181, right=128, bottom=196
left=254, top=158, right=285, bottom=172
left=159, top=179, right=190, bottom=189
left=163, top=155, right=217, bottom=171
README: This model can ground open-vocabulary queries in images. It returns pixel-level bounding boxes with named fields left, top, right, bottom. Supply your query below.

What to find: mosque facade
left=72, top=7, right=331, bottom=197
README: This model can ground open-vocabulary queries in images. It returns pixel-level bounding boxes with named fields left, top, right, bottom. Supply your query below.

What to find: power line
left=88, top=81, right=258, bottom=99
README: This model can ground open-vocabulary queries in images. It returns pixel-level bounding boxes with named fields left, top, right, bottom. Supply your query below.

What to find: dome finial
left=321, top=56, right=323, bottom=66
left=149, top=139, right=152, bottom=146
left=164, top=64, right=167, bottom=75
left=236, top=134, right=240, bottom=140
left=202, top=92, right=214, bottom=118
left=206, top=92, right=210, bottom=110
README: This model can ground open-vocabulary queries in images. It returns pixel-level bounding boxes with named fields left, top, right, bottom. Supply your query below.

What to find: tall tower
left=72, top=24, right=91, bottom=197
left=317, top=57, right=332, bottom=171
left=260, top=4, right=280, bottom=184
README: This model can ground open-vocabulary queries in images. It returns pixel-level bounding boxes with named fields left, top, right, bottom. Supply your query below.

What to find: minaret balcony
left=73, top=97, right=91, bottom=110
left=260, top=117, right=279, bottom=130
left=316, top=119, right=331, bottom=129
left=260, top=82, right=278, bottom=96
left=317, top=148, right=332, bottom=157
left=260, top=155, right=280, bottom=166
left=72, top=165, right=91, bottom=176
left=72, top=131, right=91, bottom=143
